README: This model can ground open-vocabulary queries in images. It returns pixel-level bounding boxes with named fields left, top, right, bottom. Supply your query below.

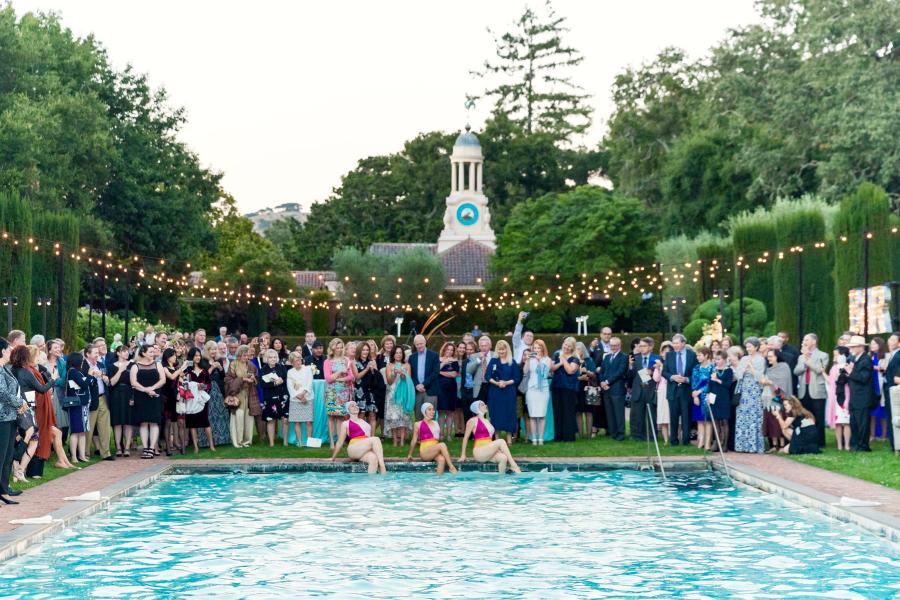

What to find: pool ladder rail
left=645, top=409, right=666, bottom=480
left=704, top=394, right=733, bottom=483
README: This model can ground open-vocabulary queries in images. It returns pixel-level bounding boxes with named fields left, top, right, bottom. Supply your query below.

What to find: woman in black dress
left=259, top=348, right=289, bottom=447
left=129, top=345, right=166, bottom=459
left=437, top=342, right=460, bottom=441
left=776, top=396, right=820, bottom=455
left=161, top=348, right=187, bottom=456
left=184, top=347, right=215, bottom=454
left=353, top=342, right=380, bottom=432
left=107, top=344, right=134, bottom=457
left=706, top=350, right=734, bottom=452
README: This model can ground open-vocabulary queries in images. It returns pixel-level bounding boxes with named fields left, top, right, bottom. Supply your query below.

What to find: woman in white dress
left=522, top=339, right=552, bottom=445
left=287, top=351, right=314, bottom=447
left=654, top=342, right=673, bottom=444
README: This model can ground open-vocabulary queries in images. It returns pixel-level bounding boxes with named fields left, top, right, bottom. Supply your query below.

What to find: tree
left=602, top=48, right=700, bottom=213
left=470, top=0, right=592, bottom=141
left=491, top=185, right=654, bottom=331
left=31, top=210, right=80, bottom=341
left=771, top=197, right=835, bottom=344
left=729, top=208, right=776, bottom=312
left=832, top=183, right=893, bottom=334
left=0, top=192, right=33, bottom=330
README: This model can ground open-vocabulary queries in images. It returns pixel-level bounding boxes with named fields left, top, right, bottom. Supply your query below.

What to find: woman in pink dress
left=826, top=346, right=851, bottom=450
left=654, top=341, right=673, bottom=444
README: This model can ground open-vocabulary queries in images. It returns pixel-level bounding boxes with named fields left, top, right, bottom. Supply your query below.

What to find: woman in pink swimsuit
left=331, top=401, right=387, bottom=474
left=459, top=400, right=521, bottom=474
left=407, top=403, right=457, bottom=475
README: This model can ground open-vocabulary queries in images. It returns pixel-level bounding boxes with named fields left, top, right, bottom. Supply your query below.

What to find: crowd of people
left=0, top=316, right=896, bottom=496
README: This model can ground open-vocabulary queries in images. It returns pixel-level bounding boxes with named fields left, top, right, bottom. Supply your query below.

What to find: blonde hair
left=288, top=351, right=303, bottom=365
left=26, top=344, right=39, bottom=365
left=203, top=340, right=218, bottom=361
left=380, top=335, right=396, bottom=352
left=328, top=338, right=344, bottom=359
left=264, top=348, right=279, bottom=362
left=562, top=336, right=577, bottom=353
left=494, top=340, right=513, bottom=365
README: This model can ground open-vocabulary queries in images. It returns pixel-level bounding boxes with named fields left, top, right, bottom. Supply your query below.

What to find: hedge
left=729, top=208, right=776, bottom=312
left=833, top=183, right=892, bottom=334
left=772, top=197, right=834, bottom=345
left=0, top=192, right=33, bottom=331
left=30, top=211, right=80, bottom=341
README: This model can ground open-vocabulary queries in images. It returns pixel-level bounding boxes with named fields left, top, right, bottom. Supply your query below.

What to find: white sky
left=13, top=0, right=760, bottom=213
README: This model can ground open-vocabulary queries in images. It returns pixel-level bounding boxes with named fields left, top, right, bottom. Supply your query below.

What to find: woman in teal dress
left=383, top=346, right=414, bottom=447
left=690, top=347, right=714, bottom=450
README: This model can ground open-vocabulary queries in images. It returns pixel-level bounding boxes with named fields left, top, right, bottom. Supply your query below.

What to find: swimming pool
left=3, top=470, right=899, bottom=598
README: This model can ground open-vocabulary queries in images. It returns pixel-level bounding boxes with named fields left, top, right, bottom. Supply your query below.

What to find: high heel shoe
left=0, top=496, right=19, bottom=505
left=13, top=470, right=27, bottom=483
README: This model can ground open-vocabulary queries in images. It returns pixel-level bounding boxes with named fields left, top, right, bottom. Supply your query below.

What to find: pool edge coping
left=710, top=459, right=900, bottom=544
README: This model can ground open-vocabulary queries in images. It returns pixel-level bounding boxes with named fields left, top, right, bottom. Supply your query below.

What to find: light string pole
left=1, top=297, right=17, bottom=333
left=36, top=297, right=52, bottom=337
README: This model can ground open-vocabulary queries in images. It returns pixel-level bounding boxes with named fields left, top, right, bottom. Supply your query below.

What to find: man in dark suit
left=599, top=337, right=628, bottom=441
left=845, top=335, right=874, bottom=452
left=662, top=333, right=698, bottom=446
left=881, top=332, right=899, bottom=450
left=409, top=334, right=439, bottom=416
left=777, top=331, right=800, bottom=394
left=629, top=337, right=660, bottom=441
left=300, top=331, right=317, bottom=360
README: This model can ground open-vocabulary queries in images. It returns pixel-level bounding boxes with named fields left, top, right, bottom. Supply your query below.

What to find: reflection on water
left=2, top=470, right=899, bottom=598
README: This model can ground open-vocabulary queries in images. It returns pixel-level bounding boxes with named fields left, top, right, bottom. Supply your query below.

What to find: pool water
left=3, top=470, right=900, bottom=598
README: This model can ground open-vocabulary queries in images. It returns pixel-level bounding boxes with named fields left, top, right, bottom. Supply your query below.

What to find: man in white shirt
left=511, top=311, right=534, bottom=363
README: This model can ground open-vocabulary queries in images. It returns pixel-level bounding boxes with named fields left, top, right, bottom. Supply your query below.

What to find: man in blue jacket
left=662, top=333, right=698, bottom=446
left=600, top=337, right=629, bottom=441
left=410, top=335, right=439, bottom=416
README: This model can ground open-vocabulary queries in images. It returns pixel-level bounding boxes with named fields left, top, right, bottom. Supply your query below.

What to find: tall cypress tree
left=833, top=183, right=892, bottom=334
left=31, top=211, right=80, bottom=341
left=470, top=0, right=592, bottom=141
left=730, top=209, right=776, bottom=317
left=0, top=192, right=33, bottom=331
left=772, top=197, right=834, bottom=344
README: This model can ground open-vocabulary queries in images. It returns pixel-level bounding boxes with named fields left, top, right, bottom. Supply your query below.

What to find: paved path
left=0, top=456, right=160, bottom=534
left=723, top=452, right=900, bottom=521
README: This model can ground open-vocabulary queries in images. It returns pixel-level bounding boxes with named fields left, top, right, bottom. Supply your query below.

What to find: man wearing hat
left=845, top=335, right=874, bottom=452
left=304, top=340, right=325, bottom=380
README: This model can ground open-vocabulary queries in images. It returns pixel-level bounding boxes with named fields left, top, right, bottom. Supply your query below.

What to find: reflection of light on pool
left=3, top=471, right=900, bottom=598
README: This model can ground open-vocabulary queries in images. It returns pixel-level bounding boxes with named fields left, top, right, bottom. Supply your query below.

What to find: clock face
left=457, top=202, right=479, bottom=226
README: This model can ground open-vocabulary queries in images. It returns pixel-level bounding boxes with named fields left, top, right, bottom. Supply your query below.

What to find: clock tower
left=436, top=126, right=496, bottom=253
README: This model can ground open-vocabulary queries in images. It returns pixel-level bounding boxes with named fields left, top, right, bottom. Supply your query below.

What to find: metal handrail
left=646, top=408, right=667, bottom=480
left=705, top=395, right=732, bottom=482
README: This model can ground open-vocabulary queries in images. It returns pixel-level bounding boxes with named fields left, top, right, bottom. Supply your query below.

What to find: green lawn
left=786, top=437, right=899, bottom=490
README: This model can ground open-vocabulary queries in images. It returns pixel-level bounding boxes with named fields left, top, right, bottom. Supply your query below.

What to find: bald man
left=409, top=334, right=439, bottom=416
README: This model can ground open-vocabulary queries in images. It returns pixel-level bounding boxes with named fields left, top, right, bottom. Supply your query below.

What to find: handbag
left=584, top=386, right=603, bottom=406
left=224, top=395, right=242, bottom=411
left=61, top=395, right=82, bottom=409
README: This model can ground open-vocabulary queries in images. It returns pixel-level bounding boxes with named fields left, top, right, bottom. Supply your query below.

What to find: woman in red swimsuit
left=331, top=401, right=387, bottom=474
left=459, top=400, right=522, bottom=474
left=407, top=402, right=457, bottom=475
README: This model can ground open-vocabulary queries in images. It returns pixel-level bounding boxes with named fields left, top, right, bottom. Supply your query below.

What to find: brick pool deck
left=0, top=452, right=897, bottom=554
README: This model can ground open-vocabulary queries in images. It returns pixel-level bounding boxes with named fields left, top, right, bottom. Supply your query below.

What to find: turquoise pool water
left=3, top=470, right=900, bottom=598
